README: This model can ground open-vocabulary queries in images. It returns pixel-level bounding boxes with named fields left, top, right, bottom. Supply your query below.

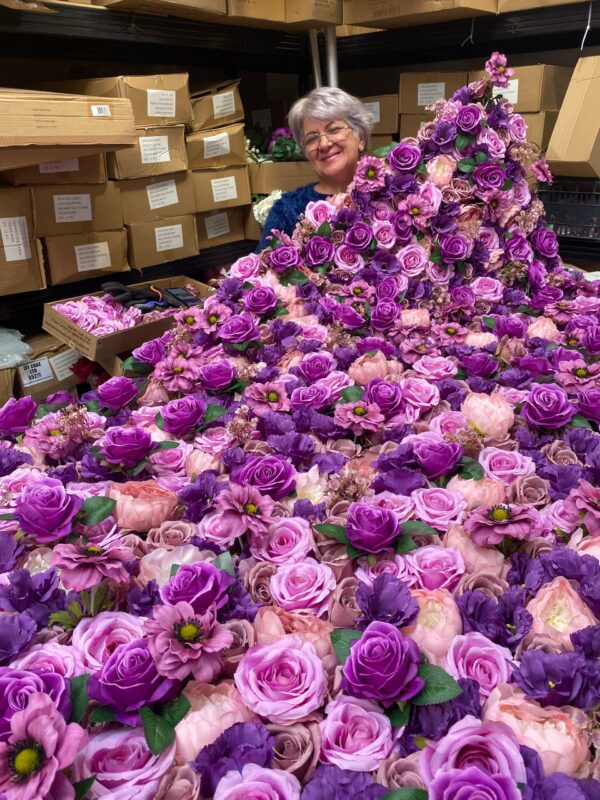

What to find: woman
left=256, top=86, right=373, bottom=251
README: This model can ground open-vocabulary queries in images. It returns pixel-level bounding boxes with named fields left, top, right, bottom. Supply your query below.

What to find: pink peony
left=109, top=481, right=179, bottom=533
left=524, top=576, right=597, bottom=650
left=403, top=589, right=462, bottom=666
left=461, top=392, right=515, bottom=438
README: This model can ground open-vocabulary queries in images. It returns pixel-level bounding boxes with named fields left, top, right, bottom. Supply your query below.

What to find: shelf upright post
left=324, top=24, right=338, bottom=87
left=308, top=28, right=323, bottom=88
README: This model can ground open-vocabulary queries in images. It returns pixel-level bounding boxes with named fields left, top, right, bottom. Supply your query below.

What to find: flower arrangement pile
left=1, top=54, right=600, bottom=800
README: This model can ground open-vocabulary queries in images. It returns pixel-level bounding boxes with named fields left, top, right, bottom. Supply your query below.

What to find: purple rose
left=371, top=301, right=400, bottom=331
left=219, top=313, right=260, bottom=344
left=363, top=379, right=403, bottom=418
left=376, top=276, right=401, bottom=301
left=132, top=338, right=166, bottom=365
left=346, top=502, right=400, bottom=554
left=243, top=286, right=279, bottom=315
left=297, top=352, right=335, bottom=383
left=268, top=246, right=302, bottom=273
left=577, top=388, right=600, bottom=424
left=440, top=233, right=470, bottom=263
left=96, top=376, right=140, bottom=410
left=0, top=396, right=37, bottom=436
left=341, top=621, right=424, bottom=706
left=0, top=667, right=70, bottom=741
left=87, top=638, right=180, bottom=724
left=231, top=454, right=296, bottom=500
left=388, top=142, right=421, bottom=173
left=305, top=236, right=335, bottom=267
left=16, top=477, right=83, bottom=544
left=583, top=325, right=600, bottom=355
left=530, top=226, right=559, bottom=259
left=333, top=303, right=365, bottom=329
left=472, top=162, right=505, bottom=190
left=521, top=384, right=576, bottom=429
left=160, top=561, right=233, bottom=612
left=456, top=104, right=483, bottom=133
left=101, top=426, right=153, bottom=468
left=198, top=359, right=236, bottom=391
left=160, top=396, right=206, bottom=436
left=344, top=222, right=373, bottom=252
left=413, top=438, right=463, bottom=479
left=429, top=766, right=521, bottom=800
left=505, top=234, right=533, bottom=264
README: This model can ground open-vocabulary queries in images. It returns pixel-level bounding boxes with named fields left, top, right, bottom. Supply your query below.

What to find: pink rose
left=461, top=392, right=515, bottom=438
left=411, top=487, right=467, bottom=532
left=471, top=276, right=504, bottom=302
left=229, top=253, right=261, bottom=279
left=320, top=696, right=393, bottom=771
left=355, top=554, right=418, bottom=589
left=214, top=763, right=301, bottom=800
left=485, top=684, right=590, bottom=775
left=270, top=558, right=336, bottom=617
left=72, top=611, right=145, bottom=672
left=524, top=576, right=597, bottom=650
left=397, top=244, right=428, bottom=278
left=146, top=520, right=197, bottom=551
left=403, top=589, right=462, bottom=666
left=304, top=199, right=336, bottom=228
left=155, top=765, right=200, bottom=800
left=407, top=545, right=465, bottom=591
left=109, top=481, right=179, bottom=533
left=348, top=351, right=390, bottom=385
left=250, top=517, right=313, bottom=564
left=429, top=410, right=468, bottom=438
left=445, top=632, right=512, bottom=698
left=11, top=641, right=86, bottom=678
left=412, top=355, right=457, bottom=381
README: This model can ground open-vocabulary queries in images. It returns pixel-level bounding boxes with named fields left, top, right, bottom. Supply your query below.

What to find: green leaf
left=394, top=534, right=419, bottom=554
left=385, top=702, right=410, bottom=728
left=330, top=629, right=362, bottom=664
left=571, top=414, right=593, bottom=429
left=79, top=496, right=116, bottom=527
left=161, top=694, right=191, bottom=727
left=457, top=455, right=484, bottom=480
left=48, top=610, right=78, bottom=630
left=401, top=520, right=437, bottom=538
left=140, top=706, right=176, bottom=755
left=69, top=674, right=90, bottom=724
left=274, top=306, right=289, bottom=316
left=482, top=316, right=496, bottom=330
left=152, top=440, right=180, bottom=451
left=84, top=399, right=100, bottom=413
left=121, top=355, right=152, bottom=376
left=73, top=776, right=96, bottom=800
left=475, top=150, right=488, bottom=163
left=316, top=221, right=332, bottom=237
left=90, top=584, right=108, bottom=616
left=155, top=411, right=165, bottom=430
left=314, top=523, right=349, bottom=544
left=517, top=304, right=541, bottom=317
left=214, top=551, right=235, bottom=576
left=89, top=705, right=116, bottom=723
left=457, top=157, right=476, bottom=173
left=169, top=563, right=181, bottom=578
left=416, top=163, right=427, bottom=175
left=340, top=386, right=363, bottom=403
left=0, top=513, right=14, bottom=520
left=281, top=269, right=308, bottom=286
left=231, top=341, right=251, bottom=351
left=455, top=133, right=472, bottom=151
left=382, top=789, right=428, bottom=800
left=411, top=664, right=462, bottom=706
left=204, top=404, right=228, bottom=424
left=346, top=545, right=364, bottom=558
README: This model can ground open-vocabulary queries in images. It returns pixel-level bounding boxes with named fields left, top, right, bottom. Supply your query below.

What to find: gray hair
left=288, top=86, right=374, bottom=150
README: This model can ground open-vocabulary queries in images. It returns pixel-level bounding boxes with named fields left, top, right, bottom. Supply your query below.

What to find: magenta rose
left=243, top=286, right=279, bottom=315
left=16, top=477, right=83, bottom=544
left=231, top=454, right=296, bottom=500
left=0, top=396, right=37, bottom=436
left=100, top=426, right=153, bottom=469
left=521, top=383, right=576, bottom=429
left=160, top=395, right=206, bottom=436
left=305, top=236, right=335, bottom=267
left=388, top=142, right=421, bottom=173
left=198, top=359, right=236, bottom=391
left=345, top=502, right=400, bottom=554
left=268, top=246, right=302, bottom=273
left=97, top=376, right=140, bottom=410
left=160, top=561, right=233, bottom=613
left=219, top=313, right=261, bottom=344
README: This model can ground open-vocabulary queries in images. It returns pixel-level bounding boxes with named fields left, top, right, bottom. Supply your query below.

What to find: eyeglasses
left=303, top=125, right=352, bottom=152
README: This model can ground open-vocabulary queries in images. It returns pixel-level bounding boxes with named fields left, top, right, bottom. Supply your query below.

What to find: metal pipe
left=308, top=28, right=322, bottom=88
left=324, top=25, right=338, bottom=87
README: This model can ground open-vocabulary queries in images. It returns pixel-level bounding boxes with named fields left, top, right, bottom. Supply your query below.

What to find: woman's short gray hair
left=288, top=86, right=374, bottom=150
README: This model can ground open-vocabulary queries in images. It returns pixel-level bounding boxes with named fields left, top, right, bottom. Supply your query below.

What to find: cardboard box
left=0, top=187, right=46, bottom=296
left=244, top=205, right=262, bottom=240
left=547, top=57, right=600, bottom=178
left=93, top=0, right=226, bottom=21
left=226, top=0, right=285, bottom=25
left=190, top=80, right=244, bottom=132
left=248, top=161, right=317, bottom=194
left=248, top=101, right=290, bottom=130
left=43, top=275, right=212, bottom=361
left=127, top=214, right=199, bottom=269
left=2, top=155, right=107, bottom=186
left=336, top=24, right=382, bottom=34
left=0, top=88, right=136, bottom=171
left=361, top=94, right=399, bottom=134
left=399, top=113, right=433, bottom=139
left=498, top=0, right=582, bottom=10
left=343, top=0, right=495, bottom=27
left=467, top=65, right=573, bottom=113
left=523, top=111, right=559, bottom=151
left=399, top=71, right=467, bottom=114
left=119, top=172, right=195, bottom=224
left=369, top=134, right=395, bottom=152
left=32, top=182, right=122, bottom=237
left=286, top=0, right=342, bottom=26
left=49, top=74, right=192, bottom=128
left=192, top=165, right=251, bottom=212
left=14, top=332, right=80, bottom=401
left=196, top=207, right=245, bottom=248
left=186, top=123, right=246, bottom=170
left=43, top=229, right=129, bottom=285
left=107, top=125, right=187, bottom=180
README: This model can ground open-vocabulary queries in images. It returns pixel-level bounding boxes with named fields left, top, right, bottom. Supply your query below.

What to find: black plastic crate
left=538, top=178, right=600, bottom=240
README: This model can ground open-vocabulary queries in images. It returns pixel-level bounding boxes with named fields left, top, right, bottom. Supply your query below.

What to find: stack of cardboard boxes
left=399, top=70, right=467, bottom=139
left=188, top=80, right=251, bottom=249
left=361, top=94, right=399, bottom=150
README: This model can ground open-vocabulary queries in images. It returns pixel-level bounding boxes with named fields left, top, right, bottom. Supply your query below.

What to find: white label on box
left=211, top=176, right=238, bottom=203
left=139, top=135, right=171, bottom=164
left=363, top=101, right=381, bottom=124
left=203, top=131, right=231, bottom=159
left=49, top=348, right=80, bottom=381
left=155, top=223, right=184, bottom=252
left=74, top=241, right=111, bottom=272
left=252, top=107, right=272, bottom=128
left=18, top=357, right=53, bottom=388
left=90, top=104, right=111, bottom=117
left=39, top=158, right=80, bottom=174
left=146, top=178, right=179, bottom=210
left=417, top=81, right=446, bottom=106
left=204, top=212, right=230, bottom=239
left=212, top=91, right=235, bottom=119
left=0, top=217, right=31, bottom=262
left=53, top=194, right=93, bottom=224
left=147, top=89, right=176, bottom=117
left=493, top=79, right=519, bottom=104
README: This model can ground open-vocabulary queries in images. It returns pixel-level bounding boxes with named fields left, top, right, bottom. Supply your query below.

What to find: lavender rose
left=371, top=301, right=400, bottom=331
left=363, top=380, right=403, bottom=418
left=521, top=383, right=576, bottom=429
left=268, top=246, right=302, bottom=273
left=297, top=352, right=335, bottom=383
left=413, top=439, right=463, bottom=479
left=231, top=454, right=296, bottom=500
left=472, top=162, right=506, bottom=190
left=345, top=502, right=400, bottom=554
left=305, top=236, right=335, bottom=267
left=132, top=338, right=166, bottom=365
left=344, top=222, right=373, bottom=252
left=456, top=104, right=483, bottom=132
left=160, top=395, right=206, bottom=436
left=429, top=766, right=521, bottom=800
left=16, top=477, right=83, bottom=544
left=0, top=667, right=70, bottom=741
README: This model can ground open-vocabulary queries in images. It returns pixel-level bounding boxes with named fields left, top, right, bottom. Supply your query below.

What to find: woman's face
left=302, top=116, right=363, bottom=189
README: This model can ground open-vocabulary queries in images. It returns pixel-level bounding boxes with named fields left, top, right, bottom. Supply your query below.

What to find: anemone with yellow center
left=243, top=502, right=258, bottom=515
left=574, top=367, right=589, bottom=378
left=8, top=739, right=45, bottom=784
left=410, top=206, right=420, bottom=216
left=353, top=405, right=367, bottom=417
left=49, top=429, right=61, bottom=436
left=207, top=314, right=218, bottom=325
left=366, top=167, right=376, bottom=179
left=184, top=315, right=195, bottom=325
left=173, top=366, right=183, bottom=374
left=445, top=326, right=457, bottom=335
left=174, top=619, right=203, bottom=645
left=85, top=545, right=103, bottom=557
left=488, top=505, right=511, bottom=522
left=266, top=391, right=280, bottom=403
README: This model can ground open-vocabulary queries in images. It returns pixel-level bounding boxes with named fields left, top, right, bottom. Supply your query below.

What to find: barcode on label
left=90, top=104, right=111, bottom=117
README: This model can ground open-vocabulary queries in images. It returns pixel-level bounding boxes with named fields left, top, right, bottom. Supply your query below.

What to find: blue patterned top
left=256, top=183, right=328, bottom=252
